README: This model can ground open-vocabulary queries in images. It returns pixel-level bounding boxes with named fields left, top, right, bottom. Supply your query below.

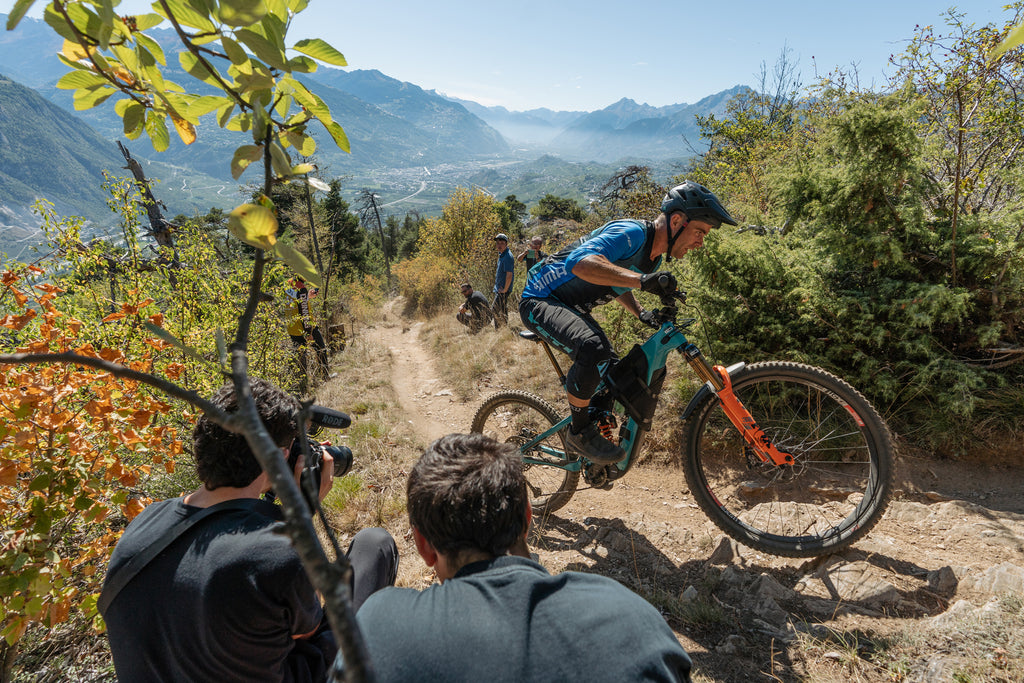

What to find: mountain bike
left=470, top=288, right=895, bottom=558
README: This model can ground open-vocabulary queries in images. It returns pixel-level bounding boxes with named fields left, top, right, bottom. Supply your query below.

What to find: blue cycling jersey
left=521, top=220, right=660, bottom=313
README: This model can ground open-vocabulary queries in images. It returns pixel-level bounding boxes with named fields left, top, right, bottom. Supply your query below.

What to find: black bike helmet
left=660, top=180, right=737, bottom=261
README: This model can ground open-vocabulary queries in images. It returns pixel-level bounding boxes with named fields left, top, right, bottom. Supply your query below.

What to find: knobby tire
left=470, top=390, right=579, bottom=514
left=682, top=362, right=894, bottom=558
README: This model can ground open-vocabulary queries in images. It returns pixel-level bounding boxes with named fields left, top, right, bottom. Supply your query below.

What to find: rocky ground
left=366, top=317, right=1024, bottom=682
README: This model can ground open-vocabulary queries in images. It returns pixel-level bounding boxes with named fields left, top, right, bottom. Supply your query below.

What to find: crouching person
left=100, top=379, right=398, bottom=682
left=356, top=433, right=693, bottom=682
left=456, top=282, right=495, bottom=333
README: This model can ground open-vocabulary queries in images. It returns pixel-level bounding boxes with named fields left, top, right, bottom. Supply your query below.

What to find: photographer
left=101, top=379, right=398, bottom=682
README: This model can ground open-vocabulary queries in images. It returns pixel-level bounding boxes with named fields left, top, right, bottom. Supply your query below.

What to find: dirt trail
left=364, top=311, right=1024, bottom=682
left=368, top=313, right=475, bottom=441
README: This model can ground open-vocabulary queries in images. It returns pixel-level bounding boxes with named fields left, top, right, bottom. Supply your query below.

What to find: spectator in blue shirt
left=492, top=233, right=515, bottom=328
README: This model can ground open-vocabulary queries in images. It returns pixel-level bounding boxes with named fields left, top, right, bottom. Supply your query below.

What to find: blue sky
left=18, top=1, right=1014, bottom=112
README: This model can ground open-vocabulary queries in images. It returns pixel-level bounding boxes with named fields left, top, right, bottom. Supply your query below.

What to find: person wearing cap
left=516, top=235, right=548, bottom=273
left=519, top=180, right=737, bottom=466
left=491, top=233, right=515, bottom=328
left=456, top=282, right=495, bottom=334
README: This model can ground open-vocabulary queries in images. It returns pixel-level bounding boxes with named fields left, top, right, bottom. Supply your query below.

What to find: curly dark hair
left=407, top=433, right=528, bottom=558
left=192, top=379, right=299, bottom=489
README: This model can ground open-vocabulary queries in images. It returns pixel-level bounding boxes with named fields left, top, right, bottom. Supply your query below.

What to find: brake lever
left=659, top=289, right=687, bottom=307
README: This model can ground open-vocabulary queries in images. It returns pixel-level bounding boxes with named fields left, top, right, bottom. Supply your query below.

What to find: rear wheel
left=470, top=390, right=579, bottom=514
left=682, top=362, right=894, bottom=558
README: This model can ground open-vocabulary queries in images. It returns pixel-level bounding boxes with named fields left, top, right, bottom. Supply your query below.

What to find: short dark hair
left=407, top=433, right=528, bottom=558
left=460, top=283, right=472, bottom=290
left=192, top=379, right=299, bottom=489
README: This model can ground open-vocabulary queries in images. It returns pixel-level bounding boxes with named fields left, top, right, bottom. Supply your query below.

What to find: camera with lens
left=285, top=405, right=354, bottom=508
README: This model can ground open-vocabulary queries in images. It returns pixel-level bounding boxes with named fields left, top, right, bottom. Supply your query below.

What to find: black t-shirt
left=103, top=497, right=327, bottom=682
left=357, top=555, right=692, bottom=682
left=464, top=290, right=493, bottom=319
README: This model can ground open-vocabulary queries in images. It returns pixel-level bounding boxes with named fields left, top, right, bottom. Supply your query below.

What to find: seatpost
left=539, top=340, right=567, bottom=387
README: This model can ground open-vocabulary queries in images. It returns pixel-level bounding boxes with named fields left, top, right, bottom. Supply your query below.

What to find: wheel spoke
left=684, top=363, right=893, bottom=557
left=470, top=391, right=578, bottom=514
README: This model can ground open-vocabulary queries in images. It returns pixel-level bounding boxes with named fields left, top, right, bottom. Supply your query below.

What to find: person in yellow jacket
left=286, top=277, right=329, bottom=381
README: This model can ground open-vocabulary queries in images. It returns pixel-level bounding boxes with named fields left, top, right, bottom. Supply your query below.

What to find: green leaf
left=188, top=95, right=231, bottom=118
left=28, top=474, right=51, bottom=493
left=73, top=86, right=116, bottom=111
left=285, top=130, right=317, bottom=156
left=990, top=22, right=1024, bottom=61
left=216, top=102, right=237, bottom=128
left=291, top=38, right=346, bottom=66
left=221, top=36, right=250, bottom=65
left=225, top=112, right=253, bottom=133
left=118, top=101, right=146, bottom=135
left=272, top=240, right=321, bottom=287
left=135, top=32, right=166, bottom=66
left=274, top=93, right=292, bottom=118
left=218, top=0, right=268, bottom=27
left=323, top=120, right=350, bottom=153
left=133, top=13, right=165, bottom=31
left=291, top=163, right=315, bottom=175
left=156, top=0, right=216, bottom=32
left=144, top=323, right=208, bottom=363
left=231, top=144, right=264, bottom=179
left=235, top=28, right=287, bottom=70
left=55, top=70, right=108, bottom=91
left=266, top=0, right=288, bottom=20
left=228, top=203, right=279, bottom=250
left=179, top=51, right=221, bottom=88
left=146, top=111, right=170, bottom=152
left=269, top=142, right=292, bottom=177
left=282, top=77, right=316, bottom=109
left=285, top=55, right=317, bottom=73
left=43, top=4, right=79, bottom=42
left=287, top=0, right=310, bottom=12
left=6, top=0, right=35, bottom=30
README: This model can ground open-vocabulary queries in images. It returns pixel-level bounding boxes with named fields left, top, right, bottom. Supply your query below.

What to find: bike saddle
left=519, top=331, right=541, bottom=342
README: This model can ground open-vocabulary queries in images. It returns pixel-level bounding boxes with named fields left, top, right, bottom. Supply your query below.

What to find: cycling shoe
left=565, top=423, right=625, bottom=465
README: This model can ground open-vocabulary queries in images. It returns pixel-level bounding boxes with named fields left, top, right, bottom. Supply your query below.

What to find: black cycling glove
left=638, top=309, right=659, bottom=329
left=639, top=271, right=677, bottom=297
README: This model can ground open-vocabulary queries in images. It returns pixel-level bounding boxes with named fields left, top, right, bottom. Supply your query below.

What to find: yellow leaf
left=61, top=38, right=91, bottom=61
left=171, top=114, right=197, bottom=145
left=228, top=203, right=278, bottom=250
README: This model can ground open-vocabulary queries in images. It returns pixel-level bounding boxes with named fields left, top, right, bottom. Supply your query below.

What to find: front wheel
left=682, top=362, right=894, bottom=558
left=470, top=390, right=579, bottom=514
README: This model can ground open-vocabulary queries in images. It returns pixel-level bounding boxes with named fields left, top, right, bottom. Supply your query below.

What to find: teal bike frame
left=519, top=316, right=731, bottom=473
left=519, top=292, right=799, bottom=474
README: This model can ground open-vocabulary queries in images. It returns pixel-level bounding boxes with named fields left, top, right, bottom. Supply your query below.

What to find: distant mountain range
left=0, top=13, right=748, bottom=253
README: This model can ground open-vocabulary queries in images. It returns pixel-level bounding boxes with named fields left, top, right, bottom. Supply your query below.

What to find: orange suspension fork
left=682, top=345, right=793, bottom=466
left=711, top=365, right=793, bottom=466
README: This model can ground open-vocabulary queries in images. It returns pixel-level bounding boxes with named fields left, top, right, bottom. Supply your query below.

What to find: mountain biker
left=518, top=180, right=737, bottom=465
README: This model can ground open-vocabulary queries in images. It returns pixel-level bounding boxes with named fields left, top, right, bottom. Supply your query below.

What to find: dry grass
left=310, top=332, right=426, bottom=588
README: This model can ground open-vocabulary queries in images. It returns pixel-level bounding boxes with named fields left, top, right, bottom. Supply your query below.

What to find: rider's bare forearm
left=572, top=255, right=643, bottom=288
left=615, top=292, right=642, bottom=317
